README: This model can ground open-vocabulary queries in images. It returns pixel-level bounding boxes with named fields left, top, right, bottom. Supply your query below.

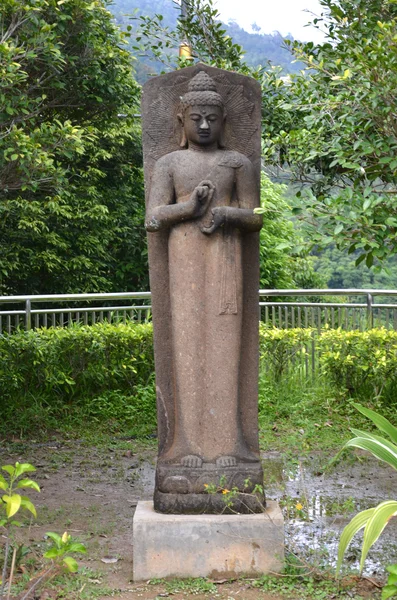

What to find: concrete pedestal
left=133, top=500, right=284, bottom=581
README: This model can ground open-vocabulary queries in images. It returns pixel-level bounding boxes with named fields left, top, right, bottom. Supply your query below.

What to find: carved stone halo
left=142, top=67, right=258, bottom=161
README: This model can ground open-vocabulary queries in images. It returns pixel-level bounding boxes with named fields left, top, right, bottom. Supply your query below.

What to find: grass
left=257, top=369, right=389, bottom=457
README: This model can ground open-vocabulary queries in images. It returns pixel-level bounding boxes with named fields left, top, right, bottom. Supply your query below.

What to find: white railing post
left=367, top=293, right=373, bottom=329
left=25, top=299, right=32, bottom=331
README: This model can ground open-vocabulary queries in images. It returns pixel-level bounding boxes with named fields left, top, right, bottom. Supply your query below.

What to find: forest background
left=2, top=0, right=397, bottom=296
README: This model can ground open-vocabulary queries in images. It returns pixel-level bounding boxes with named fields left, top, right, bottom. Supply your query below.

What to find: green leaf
left=45, top=532, right=62, bottom=547
left=363, top=198, right=371, bottom=211
left=14, top=463, right=36, bottom=478
left=334, top=223, right=344, bottom=234
left=20, top=496, right=37, bottom=517
left=16, top=479, right=40, bottom=492
left=381, top=584, right=397, bottom=600
left=44, top=547, right=62, bottom=559
left=2, top=466, right=15, bottom=476
left=387, top=565, right=397, bottom=575
left=355, top=254, right=366, bottom=266
left=68, top=542, right=86, bottom=554
left=2, top=494, right=22, bottom=518
left=336, top=508, right=375, bottom=575
left=342, top=437, right=397, bottom=470
left=63, top=556, right=78, bottom=572
left=360, top=501, right=397, bottom=571
left=349, top=429, right=397, bottom=459
left=353, top=403, right=397, bottom=444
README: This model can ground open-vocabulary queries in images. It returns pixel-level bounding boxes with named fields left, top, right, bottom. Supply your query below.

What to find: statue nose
left=200, top=118, right=210, bottom=129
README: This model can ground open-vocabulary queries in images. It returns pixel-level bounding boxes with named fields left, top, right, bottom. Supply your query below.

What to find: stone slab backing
left=132, top=500, right=284, bottom=581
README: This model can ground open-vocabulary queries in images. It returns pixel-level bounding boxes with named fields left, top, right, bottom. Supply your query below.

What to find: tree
left=0, top=0, right=147, bottom=294
left=266, top=0, right=397, bottom=269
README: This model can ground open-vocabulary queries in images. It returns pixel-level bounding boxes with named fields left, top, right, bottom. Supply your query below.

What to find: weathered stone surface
left=133, top=501, right=284, bottom=581
left=141, top=64, right=264, bottom=513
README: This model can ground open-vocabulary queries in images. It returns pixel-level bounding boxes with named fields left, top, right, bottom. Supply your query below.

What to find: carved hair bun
left=188, top=71, right=217, bottom=92
left=180, top=71, right=224, bottom=113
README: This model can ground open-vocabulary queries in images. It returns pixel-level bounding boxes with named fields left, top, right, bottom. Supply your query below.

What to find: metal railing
left=1, top=288, right=397, bottom=334
left=259, top=289, right=397, bottom=331
left=0, top=292, right=151, bottom=334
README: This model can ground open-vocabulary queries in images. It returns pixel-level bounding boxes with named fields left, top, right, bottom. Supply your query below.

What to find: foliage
left=0, top=462, right=85, bottom=599
left=0, top=0, right=147, bottom=294
left=43, top=531, right=86, bottom=574
left=318, top=328, right=397, bottom=401
left=3, top=323, right=397, bottom=439
left=0, top=322, right=156, bottom=436
left=267, top=0, right=397, bottom=267
left=259, top=324, right=315, bottom=380
left=383, top=564, right=397, bottom=600
left=336, top=404, right=397, bottom=576
left=258, top=174, right=325, bottom=289
left=312, top=245, right=397, bottom=289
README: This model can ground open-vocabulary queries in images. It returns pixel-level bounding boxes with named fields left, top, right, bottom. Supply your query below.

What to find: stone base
left=132, top=500, right=284, bottom=582
left=154, top=488, right=264, bottom=514
left=155, top=460, right=265, bottom=513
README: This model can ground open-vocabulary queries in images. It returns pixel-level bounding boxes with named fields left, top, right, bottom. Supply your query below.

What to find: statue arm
left=146, top=158, right=215, bottom=232
left=201, top=157, right=263, bottom=234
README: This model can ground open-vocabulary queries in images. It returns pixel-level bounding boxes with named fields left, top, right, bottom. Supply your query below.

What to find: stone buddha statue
left=142, top=65, right=264, bottom=513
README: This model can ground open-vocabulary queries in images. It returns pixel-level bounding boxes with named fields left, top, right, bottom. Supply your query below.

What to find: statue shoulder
left=219, top=151, right=252, bottom=170
left=155, top=150, right=183, bottom=166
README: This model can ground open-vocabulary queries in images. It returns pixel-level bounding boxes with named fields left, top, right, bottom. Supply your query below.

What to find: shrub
left=259, top=324, right=315, bottom=381
left=318, top=328, right=397, bottom=402
left=0, top=322, right=155, bottom=436
left=2, top=323, right=397, bottom=436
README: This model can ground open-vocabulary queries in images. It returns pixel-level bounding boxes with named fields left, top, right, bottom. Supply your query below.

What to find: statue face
left=183, top=104, right=224, bottom=147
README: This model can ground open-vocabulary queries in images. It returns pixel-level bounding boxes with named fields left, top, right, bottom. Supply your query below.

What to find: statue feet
left=181, top=454, right=203, bottom=468
left=216, top=455, right=237, bottom=467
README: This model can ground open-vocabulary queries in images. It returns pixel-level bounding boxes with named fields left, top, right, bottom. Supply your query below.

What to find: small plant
left=0, top=461, right=39, bottom=599
left=204, top=476, right=264, bottom=512
left=336, top=404, right=397, bottom=576
left=0, top=462, right=86, bottom=599
left=382, top=564, right=397, bottom=600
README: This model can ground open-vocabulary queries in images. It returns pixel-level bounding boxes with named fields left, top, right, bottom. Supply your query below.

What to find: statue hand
left=189, top=180, right=215, bottom=217
left=201, top=206, right=227, bottom=234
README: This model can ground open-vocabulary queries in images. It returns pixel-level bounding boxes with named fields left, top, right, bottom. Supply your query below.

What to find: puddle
left=262, top=451, right=397, bottom=576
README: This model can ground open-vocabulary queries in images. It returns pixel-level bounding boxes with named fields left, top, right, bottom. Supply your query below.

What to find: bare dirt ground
left=1, top=435, right=393, bottom=599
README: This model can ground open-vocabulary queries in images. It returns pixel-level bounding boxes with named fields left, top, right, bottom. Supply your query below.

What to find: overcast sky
left=214, top=0, right=326, bottom=42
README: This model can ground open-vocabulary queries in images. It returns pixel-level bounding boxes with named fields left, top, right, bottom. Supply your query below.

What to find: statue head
left=178, top=72, right=226, bottom=148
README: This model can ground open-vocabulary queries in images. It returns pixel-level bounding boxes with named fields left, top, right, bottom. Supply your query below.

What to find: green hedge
left=260, top=325, right=397, bottom=403
left=0, top=322, right=155, bottom=435
left=318, top=327, right=397, bottom=401
left=1, top=323, right=397, bottom=435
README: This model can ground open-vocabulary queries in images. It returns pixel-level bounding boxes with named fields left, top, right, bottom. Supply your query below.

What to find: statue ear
left=177, top=113, right=187, bottom=148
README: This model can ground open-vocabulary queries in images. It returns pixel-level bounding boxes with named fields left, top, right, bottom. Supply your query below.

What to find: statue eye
left=190, top=115, right=201, bottom=121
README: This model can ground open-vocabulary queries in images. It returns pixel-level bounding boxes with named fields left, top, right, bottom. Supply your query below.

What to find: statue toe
left=216, top=456, right=237, bottom=467
left=181, top=454, right=203, bottom=468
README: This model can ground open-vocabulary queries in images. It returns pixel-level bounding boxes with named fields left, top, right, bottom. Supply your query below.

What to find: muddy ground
left=1, top=436, right=396, bottom=599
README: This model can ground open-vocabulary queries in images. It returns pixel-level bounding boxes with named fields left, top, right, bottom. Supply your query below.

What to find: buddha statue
left=142, top=66, right=264, bottom=513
